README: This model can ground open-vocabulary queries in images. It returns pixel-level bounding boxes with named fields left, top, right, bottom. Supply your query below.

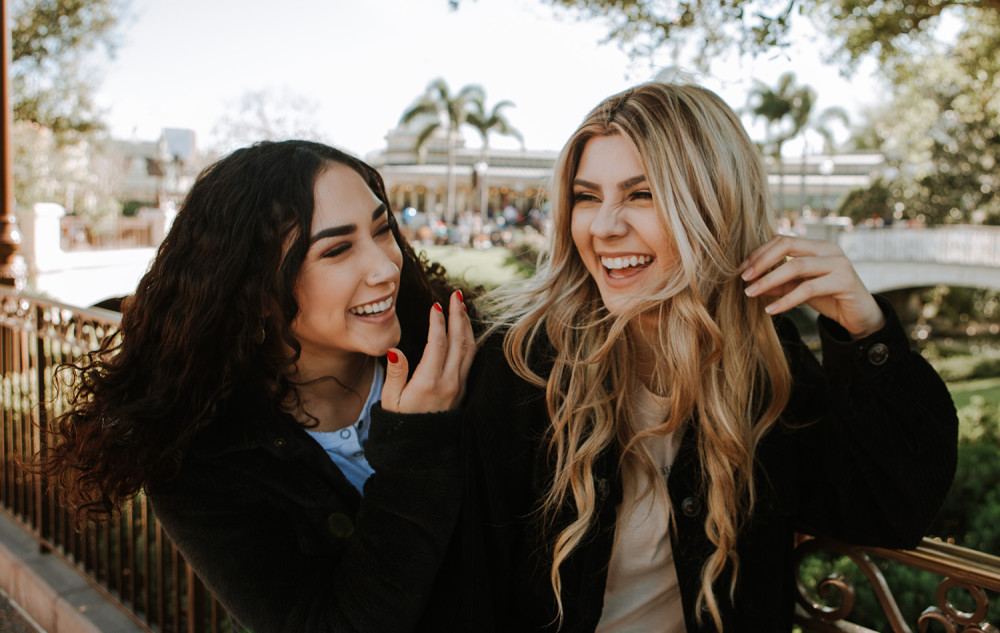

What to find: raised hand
left=381, top=290, right=475, bottom=413
left=741, top=235, right=885, bottom=339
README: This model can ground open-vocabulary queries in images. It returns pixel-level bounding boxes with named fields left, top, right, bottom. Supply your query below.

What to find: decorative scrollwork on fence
left=917, top=577, right=999, bottom=633
left=0, top=288, right=120, bottom=353
left=796, top=535, right=911, bottom=631
left=795, top=534, right=1000, bottom=633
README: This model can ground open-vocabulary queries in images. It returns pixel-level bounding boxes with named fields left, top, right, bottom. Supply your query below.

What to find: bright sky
left=95, top=0, right=881, bottom=158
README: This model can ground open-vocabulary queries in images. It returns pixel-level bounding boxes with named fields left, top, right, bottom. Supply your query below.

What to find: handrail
left=0, top=285, right=229, bottom=632
left=795, top=533, right=1000, bottom=632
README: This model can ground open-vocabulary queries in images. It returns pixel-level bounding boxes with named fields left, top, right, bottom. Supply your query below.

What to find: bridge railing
left=841, top=225, right=1000, bottom=267
left=0, top=286, right=230, bottom=633
left=1, top=286, right=999, bottom=631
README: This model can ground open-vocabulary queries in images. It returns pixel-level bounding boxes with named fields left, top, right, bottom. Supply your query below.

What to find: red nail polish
left=386, top=350, right=398, bottom=363
left=456, top=289, right=464, bottom=303
left=433, top=302, right=443, bottom=312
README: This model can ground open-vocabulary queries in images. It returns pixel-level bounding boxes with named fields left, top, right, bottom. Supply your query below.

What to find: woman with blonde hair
left=460, top=82, right=957, bottom=631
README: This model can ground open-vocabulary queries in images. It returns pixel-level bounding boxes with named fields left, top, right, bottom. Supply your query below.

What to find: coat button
left=681, top=496, right=701, bottom=517
left=867, top=343, right=889, bottom=366
left=272, top=437, right=287, bottom=447
left=327, top=513, right=354, bottom=538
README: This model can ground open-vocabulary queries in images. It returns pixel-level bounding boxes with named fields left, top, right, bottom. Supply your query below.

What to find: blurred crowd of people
left=396, top=203, right=550, bottom=249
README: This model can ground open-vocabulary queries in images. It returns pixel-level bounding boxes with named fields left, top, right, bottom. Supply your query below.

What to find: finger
left=458, top=307, right=476, bottom=380
left=760, top=277, right=830, bottom=315
left=740, top=235, right=789, bottom=280
left=744, top=255, right=836, bottom=298
left=409, top=301, right=448, bottom=383
left=741, top=236, right=839, bottom=282
left=380, top=348, right=409, bottom=411
left=440, top=290, right=471, bottom=384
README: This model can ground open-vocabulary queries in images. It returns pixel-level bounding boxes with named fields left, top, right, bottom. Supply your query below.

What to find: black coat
left=454, top=297, right=958, bottom=632
left=148, top=400, right=461, bottom=633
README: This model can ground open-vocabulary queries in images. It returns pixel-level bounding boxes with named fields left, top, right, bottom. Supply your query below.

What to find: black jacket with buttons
left=454, top=296, right=958, bottom=632
left=147, top=397, right=461, bottom=633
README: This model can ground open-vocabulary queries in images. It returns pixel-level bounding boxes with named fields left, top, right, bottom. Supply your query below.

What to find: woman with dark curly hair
left=36, top=140, right=474, bottom=633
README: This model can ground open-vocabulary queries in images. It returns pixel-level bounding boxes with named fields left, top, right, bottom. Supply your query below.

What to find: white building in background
left=112, top=127, right=200, bottom=208
left=367, top=119, right=886, bottom=219
left=367, top=124, right=555, bottom=219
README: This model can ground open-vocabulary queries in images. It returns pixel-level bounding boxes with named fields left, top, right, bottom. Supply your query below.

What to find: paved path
left=0, top=592, right=41, bottom=633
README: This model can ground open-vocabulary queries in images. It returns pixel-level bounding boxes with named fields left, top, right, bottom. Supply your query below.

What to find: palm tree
left=467, top=96, right=523, bottom=221
left=400, top=79, right=484, bottom=223
left=748, top=72, right=816, bottom=215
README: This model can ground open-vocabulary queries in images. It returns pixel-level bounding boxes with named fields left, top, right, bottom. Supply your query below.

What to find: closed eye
left=321, top=243, right=350, bottom=258
left=374, top=221, right=392, bottom=237
left=572, top=191, right=601, bottom=204
left=630, top=190, right=653, bottom=200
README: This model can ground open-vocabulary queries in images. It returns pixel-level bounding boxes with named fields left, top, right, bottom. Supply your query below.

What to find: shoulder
left=466, top=324, right=550, bottom=436
left=148, top=409, right=301, bottom=497
left=472, top=323, right=553, bottom=388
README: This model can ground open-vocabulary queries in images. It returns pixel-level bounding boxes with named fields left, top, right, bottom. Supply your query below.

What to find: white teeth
left=350, top=297, right=393, bottom=316
left=601, top=255, right=651, bottom=270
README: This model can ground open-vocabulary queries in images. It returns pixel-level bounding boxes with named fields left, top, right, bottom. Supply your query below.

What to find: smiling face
left=290, top=163, right=403, bottom=370
left=570, top=134, right=678, bottom=315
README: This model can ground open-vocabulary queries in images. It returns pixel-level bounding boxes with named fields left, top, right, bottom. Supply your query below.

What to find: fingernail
left=386, top=350, right=398, bottom=363
left=433, top=302, right=443, bottom=312
left=738, top=260, right=748, bottom=272
left=740, top=267, right=753, bottom=281
left=744, top=283, right=758, bottom=297
left=456, top=289, right=464, bottom=303
left=764, top=303, right=776, bottom=314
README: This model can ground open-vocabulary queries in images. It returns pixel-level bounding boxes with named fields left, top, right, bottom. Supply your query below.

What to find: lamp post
left=1, top=0, right=25, bottom=290
left=475, top=160, right=488, bottom=223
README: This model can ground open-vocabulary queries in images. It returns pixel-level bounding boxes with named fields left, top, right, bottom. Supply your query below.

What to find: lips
left=349, top=296, right=394, bottom=316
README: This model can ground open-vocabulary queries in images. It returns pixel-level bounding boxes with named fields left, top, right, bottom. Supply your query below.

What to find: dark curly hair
left=37, top=140, right=456, bottom=519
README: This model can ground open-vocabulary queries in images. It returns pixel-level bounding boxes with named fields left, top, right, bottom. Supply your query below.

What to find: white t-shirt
left=305, top=362, right=384, bottom=494
left=595, top=385, right=687, bottom=633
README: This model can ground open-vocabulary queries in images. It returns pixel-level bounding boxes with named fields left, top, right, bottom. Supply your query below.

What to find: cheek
left=570, top=213, right=591, bottom=255
left=392, top=244, right=404, bottom=271
left=645, top=218, right=677, bottom=263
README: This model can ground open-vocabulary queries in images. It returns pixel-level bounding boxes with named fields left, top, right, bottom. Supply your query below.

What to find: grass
left=948, top=376, right=1000, bottom=410
left=414, top=244, right=526, bottom=290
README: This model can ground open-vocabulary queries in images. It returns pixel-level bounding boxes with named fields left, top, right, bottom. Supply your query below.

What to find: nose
left=367, top=250, right=400, bottom=287
left=590, top=200, right=627, bottom=239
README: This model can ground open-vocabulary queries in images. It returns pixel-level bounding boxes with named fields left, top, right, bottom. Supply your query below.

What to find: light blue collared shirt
left=305, top=362, right=383, bottom=494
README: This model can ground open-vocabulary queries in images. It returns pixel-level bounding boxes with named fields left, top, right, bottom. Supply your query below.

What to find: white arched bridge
left=824, top=225, right=1000, bottom=293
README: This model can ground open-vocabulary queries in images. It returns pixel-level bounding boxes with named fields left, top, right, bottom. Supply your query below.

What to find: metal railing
left=0, top=286, right=229, bottom=633
left=795, top=533, right=1000, bottom=632
left=841, top=225, right=1000, bottom=268
left=2, top=285, right=999, bottom=632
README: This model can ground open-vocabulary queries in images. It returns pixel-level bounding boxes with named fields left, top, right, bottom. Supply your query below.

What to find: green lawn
left=414, top=244, right=527, bottom=289
left=948, top=376, right=1000, bottom=410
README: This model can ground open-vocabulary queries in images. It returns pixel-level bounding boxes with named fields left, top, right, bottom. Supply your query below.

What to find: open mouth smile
left=601, top=255, right=654, bottom=277
left=349, top=296, right=394, bottom=316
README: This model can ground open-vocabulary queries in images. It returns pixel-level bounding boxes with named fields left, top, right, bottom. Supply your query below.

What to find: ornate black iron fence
left=0, top=286, right=229, bottom=632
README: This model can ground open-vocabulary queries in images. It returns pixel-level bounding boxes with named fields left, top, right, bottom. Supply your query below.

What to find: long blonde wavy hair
left=479, top=82, right=793, bottom=629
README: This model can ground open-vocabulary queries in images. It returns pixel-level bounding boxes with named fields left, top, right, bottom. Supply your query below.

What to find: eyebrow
left=573, top=175, right=648, bottom=192
left=309, top=204, right=387, bottom=244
